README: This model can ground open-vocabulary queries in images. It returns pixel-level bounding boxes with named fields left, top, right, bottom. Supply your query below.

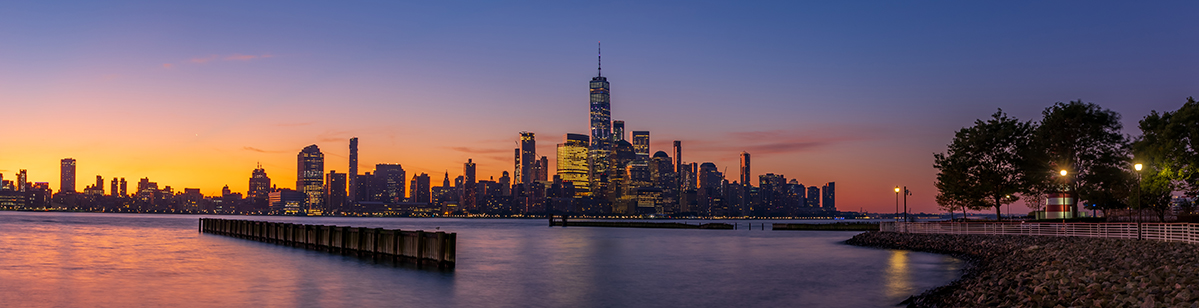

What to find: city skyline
left=2, top=1, right=1196, bottom=214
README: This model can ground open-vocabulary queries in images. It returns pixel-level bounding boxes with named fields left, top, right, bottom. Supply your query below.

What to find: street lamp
left=894, top=187, right=900, bottom=222
left=903, top=187, right=911, bottom=223
left=1060, top=170, right=1068, bottom=176
left=1134, top=163, right=1143, bottom=240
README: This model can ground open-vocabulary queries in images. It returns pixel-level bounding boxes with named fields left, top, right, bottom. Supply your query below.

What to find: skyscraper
left=95, top=175, right=104, bottom=195
left=739, top=152, right=751, bottom=186
left=249, top=163, right=271, bottom=200
left=119, top=178, right=127, bottom=197
left=349, top=137, right=358, bottom=204
left=588, top=45, right=612, bottom=199
left=822, top=182, right=836, bottom=211
left=325, top=171, right=347, bottom=212
left=538, top=156, right=549, bottom=182
left=60, top=158, right=76, bottom=193
left=110, top=177, right=118, bottom=197
left=807, top=186, right=821, bottom=208
left=513, top=148, right=521, bottom=185
left=463, top=159, right=477, bottom=211
left=557, top=133, right=590, bottom=196
left=631, top=131, right=649, bottom=160
left=297, top=145, right=325, bottom=214
left=373, top=164, right=406, bottom=203
left=412, top=173, right=431, bottom=203
left=18, top=169, right=27, bottom=192
left=613, top=120, right=625, bottom=142
left=520, top=132, right=536, bottom=185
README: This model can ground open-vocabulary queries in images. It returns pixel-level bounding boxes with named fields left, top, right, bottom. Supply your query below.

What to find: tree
left=934, top=110, right=1033, bottom=220
left=1135, top=97, right=1199, bottom=201
left=1133, top=97, right=1199, bottom=220
left=1027, top=100, right=1131, bottom=213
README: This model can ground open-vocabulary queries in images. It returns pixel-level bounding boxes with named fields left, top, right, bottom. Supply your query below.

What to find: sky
left=1, top=1, right=1196, bottom=214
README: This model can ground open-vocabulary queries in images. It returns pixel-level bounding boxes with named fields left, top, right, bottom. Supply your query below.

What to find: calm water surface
left=0, top=212, right=961, bottom=307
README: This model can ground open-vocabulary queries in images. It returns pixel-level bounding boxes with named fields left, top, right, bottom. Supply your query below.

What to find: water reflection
left=0, top=212, right=961, bottom=307
left=885, top=250, right=912, bottom=299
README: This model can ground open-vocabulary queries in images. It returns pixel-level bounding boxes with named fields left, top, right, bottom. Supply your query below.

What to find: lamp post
left=1135, top=163, right=1143, bottom=240
left=894, top=187, right=900, bottom=222
left=903, top=186, right=910, bottom=223
left=1060, top=170, right=1069, bottom=222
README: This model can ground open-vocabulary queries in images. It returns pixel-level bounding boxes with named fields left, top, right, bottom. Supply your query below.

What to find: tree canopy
left=934, top=110, right=1032, bottom=219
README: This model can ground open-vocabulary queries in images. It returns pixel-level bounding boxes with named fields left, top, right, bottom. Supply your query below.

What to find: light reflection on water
left=0, top=212, right=961, bottom=307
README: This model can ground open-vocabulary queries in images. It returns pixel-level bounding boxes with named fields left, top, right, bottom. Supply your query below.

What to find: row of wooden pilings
left=199, top=218, right=455, bottom=269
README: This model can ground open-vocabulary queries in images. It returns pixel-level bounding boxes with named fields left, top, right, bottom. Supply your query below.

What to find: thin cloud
left=243, top=146, right=285, bottom=153
left=448, top=147, right=509, bottom=154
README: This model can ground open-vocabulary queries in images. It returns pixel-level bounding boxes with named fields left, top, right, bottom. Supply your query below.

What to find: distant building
left=411, top=173, right=431, bottom=203
left=17, top=169, right=28, bottom=193
left=60, top=158, right=76, bottom=193
left=462, top=159, right=476, bottom=211
left=807, top=186, right=820, bottom=208
left=822, top=182, right=835, bottom=211
left=631, top=131, right=649, bottom=160
left=520, top=132, right=536, bottom=185
left=613, top=120, right=625, bottom=142
left=110, top=177, right=119, bottom=197
left=297, top=145, right=325, bottom=214
left=269, top=189, right=306, bottom=215
left=248, top=163, right=271, bottom=200
left=588, top=54, right=612, bottom=201
left=538, top=156, right=549, bottom=182
left=373, top=164, right=406, bottom=204
left=557, top=133, right=590, bottom=196
left=349, top=137, right=358, bottom=204
left=325, top=171, right=347, bottom=212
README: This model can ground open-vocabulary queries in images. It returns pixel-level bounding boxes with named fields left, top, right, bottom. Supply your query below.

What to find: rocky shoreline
left=846, top=232, right=1199, bottom=308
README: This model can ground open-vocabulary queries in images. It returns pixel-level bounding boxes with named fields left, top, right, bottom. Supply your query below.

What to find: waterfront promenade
left=848, top=231, right=1199, bottom=307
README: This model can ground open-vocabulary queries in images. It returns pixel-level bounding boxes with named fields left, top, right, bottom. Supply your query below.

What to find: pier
left=771, top=222, right=879, bottom=231
left=199, top=218, right=455, bottom=268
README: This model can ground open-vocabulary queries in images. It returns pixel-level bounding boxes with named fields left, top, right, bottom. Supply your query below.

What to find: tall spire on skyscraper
left=598, top=41, right=602, bottom=77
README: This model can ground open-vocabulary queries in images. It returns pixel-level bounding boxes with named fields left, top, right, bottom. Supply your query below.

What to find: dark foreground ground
left=847, top=232, right=1199, bottom=308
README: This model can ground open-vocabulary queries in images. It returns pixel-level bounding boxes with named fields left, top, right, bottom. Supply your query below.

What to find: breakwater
left=772, top=222, right=878, bottom=231
left=847, top=232, right=1199, bottom=307
left=199, top=218, right=455, bottom=268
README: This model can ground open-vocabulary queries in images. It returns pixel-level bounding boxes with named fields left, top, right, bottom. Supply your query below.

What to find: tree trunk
left=994, top=195, right=1002, bottom=221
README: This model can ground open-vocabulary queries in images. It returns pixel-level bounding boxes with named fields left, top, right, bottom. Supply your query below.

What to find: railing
left=881, top=221, right=1199, bottom=244
left=199, top=218, right=455, bottom=268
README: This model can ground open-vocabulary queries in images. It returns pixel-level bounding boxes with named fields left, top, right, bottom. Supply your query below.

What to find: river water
left=0, top=212, right=962, bottom=307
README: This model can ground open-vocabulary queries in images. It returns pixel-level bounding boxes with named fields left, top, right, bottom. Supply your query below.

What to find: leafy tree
left=1027, top=101, right=1131, bottom=213
left=934, top=110, right=1033, bottom=220
left=1134, top=97, right=1199, bottom=201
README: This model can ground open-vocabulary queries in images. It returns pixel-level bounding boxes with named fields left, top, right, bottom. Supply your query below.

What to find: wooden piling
left=199, top=218, right=455, bottom=268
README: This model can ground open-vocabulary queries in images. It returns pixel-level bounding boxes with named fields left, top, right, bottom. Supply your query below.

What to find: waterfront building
left=498, top=171, right=511, bottom=196
left=18, top=169, right=27, bottom=193
left=557, top=133, right=590, bottom=197
left=349, top=137, right=358, bottom=204
left=613, top=120, right=625, bottom=142
left=631, top=131, right=649, bottom=160
left=822, top=182, right=836, bottom=211
left=60, top=158, right=76, bottom=193
left=373, top=164, right=406, bottom=204
left=248, top=163, right=271, bottom=200
left=119, top=178, right=127, bottom=197
left=268, top=189, right=306, bottom=215
left=538, top=156, right=549, bottom=182
left=588, top=45, right=612, bottom=200
left=463, top=159, right=476, bottom=211
left=411, top=173, right=431, bottom=203
left=325, top=171, right=347, bottom=212
left=520, top=132, right=536, bottom=185
left=297, top=145, right=325, bottom=214
left=110, top=177, right=119, bottom=197
left=807, top=186, right=821, bottom=208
